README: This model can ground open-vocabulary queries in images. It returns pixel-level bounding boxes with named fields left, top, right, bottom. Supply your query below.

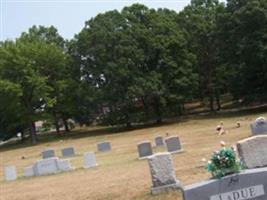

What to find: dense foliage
left=0, top=0, right=266, bottom=143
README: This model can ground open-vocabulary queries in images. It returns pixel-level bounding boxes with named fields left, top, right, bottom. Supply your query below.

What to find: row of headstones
left=148, top=135, right=267, bottom=199
left=4, top=152, right=98, bottom=181
left=4, top=136, right=177, bottom=181
left=137, top=136, right=183, bottom=159
left=42, top=142, right=112, bottom=159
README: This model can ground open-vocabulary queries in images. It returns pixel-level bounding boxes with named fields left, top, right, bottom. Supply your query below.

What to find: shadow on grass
left=1, top=104, right=267, bottom=152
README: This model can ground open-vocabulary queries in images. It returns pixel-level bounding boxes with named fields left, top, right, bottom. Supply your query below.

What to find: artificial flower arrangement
left=206, top=144, right=244, bottom=179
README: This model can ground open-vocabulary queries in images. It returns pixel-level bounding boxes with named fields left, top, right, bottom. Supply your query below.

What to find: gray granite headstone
left=61, top=147, right=75, bottom=157
left=137, top=141, right=153, bottom=159
left=24, top=165, right=35, bottom=177
left=148, top=152, right=182, bottom=194
left=84, top=152, right=98, bottom=168
left=97, top=142, right=111, bottom=152
left=4, top=166, right=17, bottom=181
left=155, top=136, right=164, bottom=146
left=165, top=136, right=183, bottom=154
left=34, top=157, right=60, bottom=175
left=183, top=167, right=267, bottom=200
left=237, top=135, right=267, bottom=169
left=42, top=148, right=56, bottom=159
left=251, top=117, right=267, bottom=135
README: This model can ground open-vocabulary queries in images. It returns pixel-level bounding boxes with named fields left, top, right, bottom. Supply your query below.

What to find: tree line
left=0, top=0, right=266, bottom=143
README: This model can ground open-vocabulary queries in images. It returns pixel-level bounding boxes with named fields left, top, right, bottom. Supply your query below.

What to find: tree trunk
left=21, top=131, right=25, bottom=142
left=30, top=122, right=37, bottom=144
left=154, top=96, right=162, bottom=124
left=63, top=118, right=70, bottom=132
left=216, top=92, right=221, bottom=111
left=209, top=94, right=215, bottom=112
left=53, top=110, right=60, bottom=134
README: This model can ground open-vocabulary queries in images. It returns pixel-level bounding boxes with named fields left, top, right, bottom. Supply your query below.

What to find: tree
left=218, top=0, right=267, bottom=102
left=178, top=0, right=226, bottom=111
left=76, top=4, right=197, bottom=126
left=0, top=32, right=68, bottom=143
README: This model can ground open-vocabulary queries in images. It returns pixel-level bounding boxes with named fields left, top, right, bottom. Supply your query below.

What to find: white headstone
left=4, top=166, right=17, bottom=181
left=24, top=166, right=35, bottom=177
left=84, top=152, right=98, bottom=168
left=34, top=157, right=60, bottom=176
left=57, top=159, right=73, bottom=171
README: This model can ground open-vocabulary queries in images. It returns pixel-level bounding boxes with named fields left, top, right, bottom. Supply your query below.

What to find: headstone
left=34, top=157, right=60, bottom=176
left=84, top=152, right=98, bottom=168
left=237, top=135, right=267, bottom=169
left=155, top=136, right=164, bottom=146
left=251, top=117, right=267, bottom=135
left=97, top=141, right=111, bottom=152
left=24, top=166, right=35, bottom=177
left=183, top=167, right=267, bottom=200
left=137, top=141, right=153, bottom=159
left=57, top=159, right=73, bottom=171
left=4, top=166, right=17, bottom=181
left=41, top=148, right=56, bottom=159
left=148, top=152, right=182, bottom=194
left=61, top=147, right=75, bottom=157
left=165, top=136, right=183, bottom=154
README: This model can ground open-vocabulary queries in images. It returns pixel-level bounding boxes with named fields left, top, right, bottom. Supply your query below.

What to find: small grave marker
left=137, top=141, right=153, bottom=159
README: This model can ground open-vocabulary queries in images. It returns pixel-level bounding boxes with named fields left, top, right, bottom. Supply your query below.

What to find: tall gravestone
left=183, top=167, right=267, bottom=200
left=4, top=166, right=17, bottom=181
left=84, top=152, right=98, bottom=168
left=237, top=135, right=267, bottom=169
left=137, top=141, right=153, bottom=159
left=165, top=136, right=183, bottom=154
left=251, top=117, right=267, bottom=135
left=97, top=141, right=111, bottom=152
left=61, top=147, right=75, bottom=157
left=155, top=136, right=164, bottom=146
left=42, top=148, right=56, bottom=159
left=148, top=152, right=182, bottom=194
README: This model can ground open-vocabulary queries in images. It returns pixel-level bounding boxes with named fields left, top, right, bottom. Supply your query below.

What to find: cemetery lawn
left=0, top=110, right=266, bottom=200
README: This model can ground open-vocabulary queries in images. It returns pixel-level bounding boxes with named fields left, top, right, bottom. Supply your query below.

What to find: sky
left=0, top=0, right=194, bottom=41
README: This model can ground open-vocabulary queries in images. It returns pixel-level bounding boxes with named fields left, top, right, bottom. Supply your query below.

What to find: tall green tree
left=178, top=0, right=226, bottom=111
left=218, top=0, right=267, bottom=102
left=76, top=4, right=197, bottom=126
left=0, top=28, right=68, bottom=143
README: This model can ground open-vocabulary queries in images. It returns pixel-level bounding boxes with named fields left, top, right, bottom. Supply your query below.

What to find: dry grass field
left=0, top=110, right=266, bottom=200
